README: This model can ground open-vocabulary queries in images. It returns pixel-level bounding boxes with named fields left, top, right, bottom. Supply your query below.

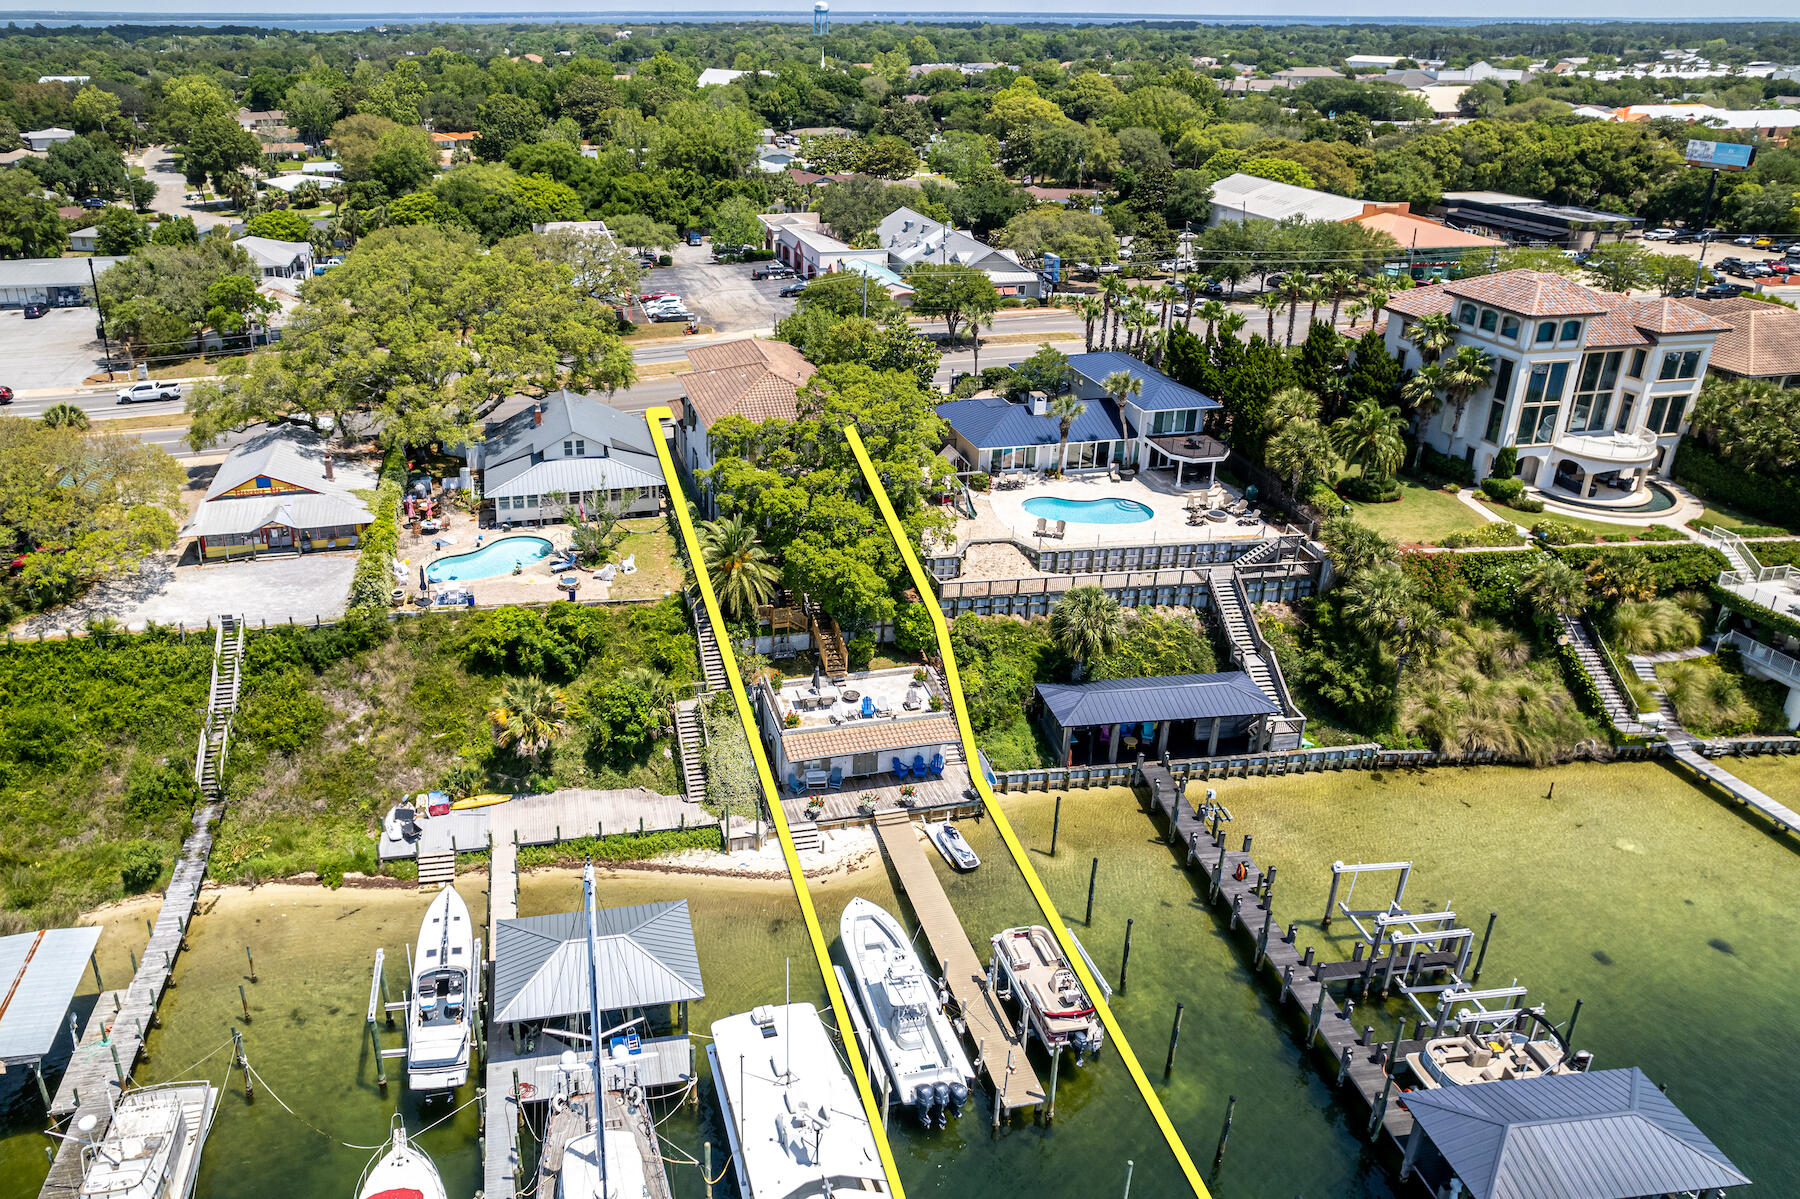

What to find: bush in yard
left=1418, top=444, right=1475, bottom=486
left=347, top=449, right=405, bottom=612
left=1489, top=446, right=1518, bottom=481
left=584, top=682, right=661, bottom=766
left=1637, top=524, right=1685, bottom=542
left=119, top=841, right=165, bottom=893
left=1531, top=519, right=1589, bottom=547
left=893, top=602, right=937, bottom=658
left=1340, top=474, right=1400, bottom=503
left=123, top=756, right=202, bottom=822
left=1440, top=522, right=1525, bottom=549
left=969, top=472, right=990, bottom=492
left=1481, top=477, right=1524, bottom=503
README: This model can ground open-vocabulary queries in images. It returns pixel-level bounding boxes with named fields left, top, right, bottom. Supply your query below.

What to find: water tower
left=813, top=0, right=829, bottom=36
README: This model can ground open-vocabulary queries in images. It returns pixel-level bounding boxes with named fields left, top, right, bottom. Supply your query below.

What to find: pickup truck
left=117, top=380, right=182, bottom=404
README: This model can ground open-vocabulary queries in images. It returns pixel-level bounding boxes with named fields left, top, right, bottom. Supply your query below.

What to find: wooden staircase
left=1561, top=616, right=1653, bottom=736
left=195, top=614, right=245, bottom=800
left=809, top=607, right=849, bottom=682
left=1208, top=567, right=1283, bottom=708
left=674, top=698, right=707, bottom=806
left=787, top=820, right=823, bottom=853
left=687, top=589, right=729, bottom=692
left=417, top=852, right=457, bottom=887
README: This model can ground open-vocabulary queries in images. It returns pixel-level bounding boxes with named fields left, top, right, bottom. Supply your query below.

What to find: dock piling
left=238, top=984, right=250, bottom=1023
left=1163, top=1002, right=1184, bottom=1077
left=1566, top=997, right=1584, bottom=1045
left=233, top=1028, right=253, bottom=1101
left=32, top=1064, right=51, bottom=1120
left=108, top=1040, right=123, bottom=1084
left=1212, top=1096, right=1236, bottom=1169
left=1473, top=911, right=1497, bottom=980
left=1085, top=857, right=1098, bottom=925
left=1369, top=1023, right=1404, bottom=1136
left=90, top=955, right=102, bottom=991
left=1256, top=904, right=1273, bottom=969
left=1050, top=794, right=1061, bottom=857
left=128, top=948, right=136, bottom=974
left=1323, top=862, right=1342, bottom=929
left=705, top=1143, right=713, bottom=1199
left=245, top=945, right=257, bottom=983
left=1307, top=989, right=1324, bottom=1042
left=1337, top=1045, right=1354, bottom=1086
left=1122, top=1159, right=1134, bottom=1199
left=1211, top=839, right=1227, bottom=902
left=369, top=1019, right=387, bottom=1091
left=1046, top=1043, right=1060, bottom=1122
left=1279, top=963, right=1293, bottom=1002
left=1118, top=919, right=1134, bottom=993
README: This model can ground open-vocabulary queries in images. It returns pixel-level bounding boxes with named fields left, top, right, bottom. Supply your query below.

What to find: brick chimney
left=533, top=403, right=544, bottom=427
left=323, top=452, right=335, bottom=482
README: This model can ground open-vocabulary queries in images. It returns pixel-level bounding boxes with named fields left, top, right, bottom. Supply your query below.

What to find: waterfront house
left=1675, top=296, right=1800, bottom=388
left=182, top=427, right=373, bottom=559
left=936, top=353, right=1227, bottom=485
left=672, top=337, right=816, bottom=493
left=1035, top=672, right=1290, bottom=765
left=468, top=390, right=665, bottom=525
left=1382, top=270, right=1730, bottom=502
left=754, top=666, right=960, bottom=789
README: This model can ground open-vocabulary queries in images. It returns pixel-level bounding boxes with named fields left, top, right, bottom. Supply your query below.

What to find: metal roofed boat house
left=1399, top=1066, right=1750, bottom=1199
left=1035, top=672, right=1286, bottom=765
left=0, top=926, right=103, bottom=1070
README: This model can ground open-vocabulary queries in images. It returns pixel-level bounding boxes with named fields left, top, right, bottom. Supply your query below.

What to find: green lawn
left=1340, top=477, right=1489, bottom=545
left=1475, top=500, right=1680, bottom=544
left=1686, top=500, right=1800, bottom=537
left=605, top=519, right=684, bottom=601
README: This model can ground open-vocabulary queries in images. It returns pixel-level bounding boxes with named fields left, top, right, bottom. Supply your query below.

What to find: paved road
left=137, top=146, right=235, bottom=229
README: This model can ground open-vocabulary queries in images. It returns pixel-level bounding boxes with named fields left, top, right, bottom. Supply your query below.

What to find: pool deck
left=396, top=511, right=640, bottom=607
left=944, top=471, right=1271, bottom=556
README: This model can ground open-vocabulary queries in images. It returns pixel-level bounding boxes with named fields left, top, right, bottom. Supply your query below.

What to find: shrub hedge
left=1418, top=444, right=1476, bottom=486
left=515, top=825, right=722, bottom=868
left=1672, top=440, right=1800, bottom=529
left=348, top=448, right=407, bottom=612
left=1554, top=543, right=1730, bottom=594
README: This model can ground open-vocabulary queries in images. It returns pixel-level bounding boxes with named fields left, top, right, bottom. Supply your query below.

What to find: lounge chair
left=861, top=695, right=876, bottom=718
left=1108, top=463, right=1120, bottom=482
left=892, top=757, right=911, bottom=780
left=828, top=766, right=844, bottom=790
left=928, top=753, right=945, bottom=777
left=787, top=771, right=803, bottom=794
left=1053, top=519, right=1067, bottom=539
left=1034, top=517, right=1049, bottom=537
left=911, top=753, right=927, bottom=777
left=597, top=563, right=617, bottom=582
left=620, top=553, right=637, bottom=574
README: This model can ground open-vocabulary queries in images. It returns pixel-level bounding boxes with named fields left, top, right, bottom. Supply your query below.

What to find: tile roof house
left=1382, top=270, right=1730, bottom=503
left=673, top=338, right=817, bottom=492
left=466, top=389, right=666, bottom=525
left=1675, top=296, right=1800, bottom=386
left=182, top=427, right=375, bottom=560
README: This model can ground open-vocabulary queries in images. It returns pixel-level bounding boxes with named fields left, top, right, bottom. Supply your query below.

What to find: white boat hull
left=357, top=1127, right=447, bottom=1199
left=408, top=885, right=476, bottom=1092
left=926, top=822, right=979, bottom=871
left=840, top=897, right=974, bottom=1128
left=79, top=1082, right=217, bottom=1199
left=560, top=1129, right=650, bottom=1199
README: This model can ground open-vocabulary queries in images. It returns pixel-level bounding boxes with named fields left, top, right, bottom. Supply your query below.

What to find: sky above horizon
left=0, top=3, right=1796, bottom=20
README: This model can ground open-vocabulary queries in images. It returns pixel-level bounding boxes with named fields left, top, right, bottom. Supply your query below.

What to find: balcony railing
left=1550, top=429, right=1659, bottom=464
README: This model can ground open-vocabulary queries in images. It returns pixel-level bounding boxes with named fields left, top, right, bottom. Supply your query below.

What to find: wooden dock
left=39, top=802, right=221, bottom=1198
left=870, top=811, right=1045, bottom=1112
left=1138, top=763, right=1420, bottom=1151
left=1672, top=745, right=1798, bottom=835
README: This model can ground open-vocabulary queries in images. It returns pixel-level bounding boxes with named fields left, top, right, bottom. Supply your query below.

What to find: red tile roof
left=1442, top=269, right=1610, bottom=317
left=679, top=338, right=817, bottom=427
left=1676, top=297, right=1799, bottom=379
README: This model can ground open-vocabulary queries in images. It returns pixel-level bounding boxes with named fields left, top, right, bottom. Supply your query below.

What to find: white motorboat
left=840, top=897, right=974, bottom=1128
left=1404, top=1012, right=1581, bottom=1090
left=707, top=1003, right=890, bottom=1199
left=926, top=821, right=979, bottom=871
left=355, top=1121, right=447, bottom=1199
left=76, top=1081, right=216, bottom=1199
left=990, top=926, right=1103, bottom=1063
left=560, top=1127, right=650, bottom=1199
left=407, top=885, right=476, bottom=1092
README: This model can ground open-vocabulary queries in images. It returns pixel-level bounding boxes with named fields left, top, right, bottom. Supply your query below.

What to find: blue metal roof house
left=936, top=355, right=1229, bottom=484
left=1035, top=672, right=1286, bottom=764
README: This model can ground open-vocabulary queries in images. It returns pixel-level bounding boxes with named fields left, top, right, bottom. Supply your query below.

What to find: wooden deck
left=40, top=801, right=220, bottom=1199
left=383, top=787, right=698, bottom=862
left=870, top=811, right=1045, bottom=1112
left=777, top=764, right=974, bottom=831
left=1672, top=745, right=1799, bottom=835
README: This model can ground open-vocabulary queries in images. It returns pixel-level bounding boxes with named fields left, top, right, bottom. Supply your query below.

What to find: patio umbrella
left=811, top=664, right=824, bottom=693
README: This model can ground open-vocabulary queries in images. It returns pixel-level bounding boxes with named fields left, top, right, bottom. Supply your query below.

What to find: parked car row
left=752, top=263, right=796, bottom=280
left=638, top=291, right=695, bottom=323
left=1715, top=256, right=1794, bottom=280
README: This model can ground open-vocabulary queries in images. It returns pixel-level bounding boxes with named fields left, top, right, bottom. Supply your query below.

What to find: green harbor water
left=0, top=755, right=1793, bottom=1198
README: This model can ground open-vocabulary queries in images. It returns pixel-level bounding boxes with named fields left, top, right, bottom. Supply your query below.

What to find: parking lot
left=0, top=305, right=111, bottom=392
left=639, top=239, right=799, bottom=334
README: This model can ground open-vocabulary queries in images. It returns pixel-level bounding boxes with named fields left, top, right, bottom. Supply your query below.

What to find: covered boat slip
left=1035, top=672, right=1282, bottom=766
left=0, top=926, right=103, bottom=1071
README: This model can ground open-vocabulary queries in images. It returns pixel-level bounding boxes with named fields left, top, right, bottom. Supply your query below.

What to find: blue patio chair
left=928, top=753, right=945, bottom=777
left=1140, top=721, right=1156, bottom=741
left=862, top=695, right=876, bottom=718
left=787, top=771, right=803, bottom=794
left=911, top=753, right=927, bottom=777
left=828, top=766, right=844, bottom=790
left=892, top=756, right=911, bottom=780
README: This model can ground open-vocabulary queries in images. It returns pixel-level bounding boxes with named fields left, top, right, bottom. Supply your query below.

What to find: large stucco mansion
left=1383, top=270, right=1731, bottom=504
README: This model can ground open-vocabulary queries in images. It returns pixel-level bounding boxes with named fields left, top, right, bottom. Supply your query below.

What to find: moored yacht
left=840, top=897, right=974, bottom=1128
left=990, top=926, right=1103, bottom=1063
left=408, top=884, right=476, bottom=1092
left=1404, top=1012, right=1583, bottom=1090
left=355, top=1122, right=446, bottom=1199
left=926, top=821, right=979, bottom=871
left=76, top=1081, right=216, bottom=1199
left=707, top=1003, right=890, bottom=1199
left=559, top=1126, right=650, bottom=1199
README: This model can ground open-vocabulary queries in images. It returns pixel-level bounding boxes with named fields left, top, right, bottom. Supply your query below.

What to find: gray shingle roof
left=0, top=927, right=103, bottom=1065
left=1036, top=672, right=1279, bottom=728
left=492, top=901, right=703, bottom=1024
left=1404, top=1067, right=1750, bottom=1199
left=1068, top=353, right=1221, bottom=413
left=477, top=390, right=658, bottom=472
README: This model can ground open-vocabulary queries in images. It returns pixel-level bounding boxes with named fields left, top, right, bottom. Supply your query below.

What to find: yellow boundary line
left=641, top=409, right=908, bottom=1199
left=844, top=425, right=1213, bottom=1199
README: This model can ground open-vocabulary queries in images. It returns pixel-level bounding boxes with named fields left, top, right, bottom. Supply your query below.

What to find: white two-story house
left=1383, top=270, right=1731, bottom=505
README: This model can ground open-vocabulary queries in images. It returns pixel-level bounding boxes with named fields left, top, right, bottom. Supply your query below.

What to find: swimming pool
left=425, top=535, right=554, bottom=582
left=1022, top=496, right=1155, bottom=525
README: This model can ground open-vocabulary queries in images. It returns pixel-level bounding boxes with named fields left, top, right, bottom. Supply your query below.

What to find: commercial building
left=0, top=256, right=123, bottom=308
left=182, top=427, right=374, bottom=559
left=874, top=206, right=1043, bottom=298
left=1430, top=191, right=1640, bottom=250
left=1384, top=269, right=1730, bottom=501
left=1205, top=175, right=1503, bottom=273
left=759, top=212, right=883, bottom=278
left=468, top=390, right=666, bottom=526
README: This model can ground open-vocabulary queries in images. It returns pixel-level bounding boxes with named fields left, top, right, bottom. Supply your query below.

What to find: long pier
left=870, top=810, right=1046, bottom=1113
left=1670, top=745, right=1798, bottom=835
left=1137, top=762, right=1425, bottom=1153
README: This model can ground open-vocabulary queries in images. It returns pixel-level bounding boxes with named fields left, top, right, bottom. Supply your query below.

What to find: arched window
left=1535, top=321, right=1557, bottom=345
left=1560, top=319, right=1582, bottom=342
left=1458, top=302, right=1478, bottom=325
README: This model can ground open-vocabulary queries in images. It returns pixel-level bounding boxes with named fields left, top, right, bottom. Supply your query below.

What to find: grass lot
left=1476, top=500, right=1682, bottom=543
left=1341, top=476, right=1489, bottom=545
left=605, top=518, right=685, bottom=601
left=622, top=322, right=714, bottom=342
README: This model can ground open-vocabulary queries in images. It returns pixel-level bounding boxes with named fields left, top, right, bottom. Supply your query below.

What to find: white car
left=116, top=380, right=181, bottom=404
left=1643, top=228, right=1678, bottom=241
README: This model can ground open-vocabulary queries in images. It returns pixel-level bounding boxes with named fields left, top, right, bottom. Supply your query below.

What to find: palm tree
left=1156, top=283, right=1181, bottom=336
left=1339, top=563, right=1418, bottom=646
left=1197, top=299, right=1228, bottom=343
left=1125, top=303, right=1156, bottom=357
left=1076, top=295, right=1104, bottom=353
left=42, top=403, right=90, bottom=430
left=1217, top=311, right=1247, bottom=344
left=1329, top=397, right=1408, bottom=486
left=697, top=515, right=779, bottom=621
left=1519, top=557, right=1589, bottom=622
left=1265, top=386, right=1321, bottom=431
left=1102, top=275, right=1127, bottom=349
left=1281, top=276, right=1307, bottom=346
left=1343, top=298, right=1369, bottom=329
left=1324, top=268, right=1359, bottom=326
left=1101, top=368, right=1143, bottom=410
left=1439, top=344, right=1495, bottom=437
left=617, top=665, right=675, bottom=732
left=488, top=676, right=569, bottom=761
left=1267, top=419, right=1334, bottom=495
left=1254, top=291, right=1283, bottom=342
left=1050, top=586, right=1124, bottom=678
left=1179, top=274, right=1209, bottom=329
left=1303, top=280, right=1328, bottom=332
left=1400, top=362, right=1447, bottom=467
left=1406, top=311, right=1457, bottom=366
left=1049, top=392, right=1089, bottom=472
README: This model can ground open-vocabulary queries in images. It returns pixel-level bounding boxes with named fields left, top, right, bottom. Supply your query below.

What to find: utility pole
left=88, top=257, right=115, bottom=377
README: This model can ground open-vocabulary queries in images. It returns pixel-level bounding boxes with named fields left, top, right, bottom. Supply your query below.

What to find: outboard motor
left=913, top=1083, right=935, bottom=1126
left=933, top=1082, right=951, bottom=1128
left=947, top=1081, right=969, bottom=1116
left=1070, top=1029, right=1091, bottom=1063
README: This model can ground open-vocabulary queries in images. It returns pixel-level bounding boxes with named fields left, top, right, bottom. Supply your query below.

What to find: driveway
left=639, top=239, right=797, bottom=334
left=16, top=549, right=357, bottom=635
left=0, top=306, right=110, bottom=392
left=136, top=145, right=235, bottom=230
